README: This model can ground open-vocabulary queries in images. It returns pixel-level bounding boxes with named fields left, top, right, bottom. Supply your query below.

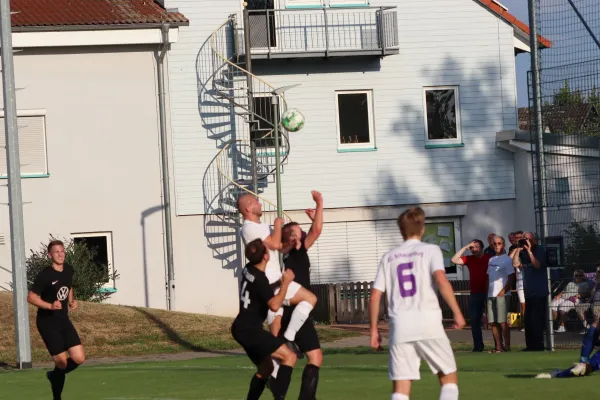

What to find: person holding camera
left=510, top=232, right=548, bottom=351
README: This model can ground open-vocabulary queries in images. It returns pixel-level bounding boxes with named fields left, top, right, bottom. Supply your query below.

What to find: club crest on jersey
left=243, top=269, right=255, bottom=282
left=57, top=286, right=69, bottom=301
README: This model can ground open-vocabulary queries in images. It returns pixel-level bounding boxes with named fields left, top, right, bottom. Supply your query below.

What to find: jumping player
left=27, top=240, right=85, bottom=400
left=369, top=207, right=466, bottom=400
left=237, top=193, right=317, bottom=354
left=231, top=239, right=298, bottom=399
left=273, top=190, right=324, bottom=399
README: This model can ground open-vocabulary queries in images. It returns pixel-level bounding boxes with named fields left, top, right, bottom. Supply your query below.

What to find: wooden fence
left=310, top=280, right=521, bottom=325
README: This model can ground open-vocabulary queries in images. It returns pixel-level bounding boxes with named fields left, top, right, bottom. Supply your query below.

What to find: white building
left=0, top=0, right=188, bottom=310
left=162, top=0, right=551, bottom=315
left=2, top=0, right=565, bottom=318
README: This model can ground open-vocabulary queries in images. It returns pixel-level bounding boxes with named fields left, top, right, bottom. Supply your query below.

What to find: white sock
left=271, top=358, right=280, bottom=378
left=392, top=393, right=409, bottom=400
left=439, top=383, right=459, bottom=400
left=283, top=301, right=313, bottom=342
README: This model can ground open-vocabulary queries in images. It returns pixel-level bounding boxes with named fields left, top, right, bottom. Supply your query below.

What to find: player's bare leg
left=283, top=287, right=317, bottom=342
left=391, top=380, right=412, bottom=399
left=270, top=315, right=283, bottom=336
left=47, top=345, right=85, bottom=400
left=438, top=371, right=459, bottom=400
left=268, top=344, right=297, bottom=399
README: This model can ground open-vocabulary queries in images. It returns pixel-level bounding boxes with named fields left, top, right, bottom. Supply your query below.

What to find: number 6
left=397, top=262, right=417, bottom=297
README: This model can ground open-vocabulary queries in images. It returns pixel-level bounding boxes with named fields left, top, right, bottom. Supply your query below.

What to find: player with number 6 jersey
left=370, top=207, right=466, bottom=400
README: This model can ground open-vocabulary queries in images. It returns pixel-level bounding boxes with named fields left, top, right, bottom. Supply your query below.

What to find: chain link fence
left=529, top=0, right=600, bottom=348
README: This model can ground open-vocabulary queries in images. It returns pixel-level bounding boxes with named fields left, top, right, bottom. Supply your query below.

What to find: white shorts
left=266, top=281, right=302, bottom=325
left=517, top=289, right=525, bottom=303
left=389, top=338, right=457, bottom=381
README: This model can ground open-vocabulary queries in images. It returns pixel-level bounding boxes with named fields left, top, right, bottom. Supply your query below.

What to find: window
left=423, top=86, right=462, bottom=146
left=0, top=111, right=48, bottom=177
left=250, top=95, right=283, bottom=148
left=329, top=0, right=369, bottom=6
left=285, top=0, right=324, bottom=7
left=72, top=232, right=114, bottom=286
left=335, top=90, right=375, bottom=150
left=556, top=177, right=570, bottom=193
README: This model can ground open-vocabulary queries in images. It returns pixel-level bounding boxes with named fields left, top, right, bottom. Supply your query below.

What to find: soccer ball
left=281, top=108, right=305, bottom=132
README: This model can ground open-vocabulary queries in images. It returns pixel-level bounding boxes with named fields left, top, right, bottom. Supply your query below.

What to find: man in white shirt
left=487, top=235, right=515, bottom=353
left=237, top=193, right=317, bottom=356
left=369, top=207, right=466, bottom=400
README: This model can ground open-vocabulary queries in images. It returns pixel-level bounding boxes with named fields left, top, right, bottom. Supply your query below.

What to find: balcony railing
left=239, top=6, right=399, bottom=59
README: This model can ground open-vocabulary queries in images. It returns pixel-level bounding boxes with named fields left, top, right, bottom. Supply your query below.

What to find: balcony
left=239, top=6, right=399, bottom=60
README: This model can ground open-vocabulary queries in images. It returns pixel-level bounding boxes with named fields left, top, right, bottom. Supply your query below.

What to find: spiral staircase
left=199, top=15, right=292, bottom=269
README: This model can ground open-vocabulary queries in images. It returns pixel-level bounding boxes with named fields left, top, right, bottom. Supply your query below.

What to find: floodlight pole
left=271, top=84, right=300, bottom=271
left=528, top=0, right=553, bottom=352
left=0, top=2, right=32, bottom=368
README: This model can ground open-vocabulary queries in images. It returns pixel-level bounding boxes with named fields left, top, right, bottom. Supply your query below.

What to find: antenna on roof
left=492, top=0, right=509, bottom=11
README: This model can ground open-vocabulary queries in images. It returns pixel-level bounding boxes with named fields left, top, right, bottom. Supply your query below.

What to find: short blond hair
left=398, top=207, right=425, bottom=239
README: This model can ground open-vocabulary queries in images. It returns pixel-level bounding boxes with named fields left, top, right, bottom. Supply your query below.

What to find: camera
left=518, top=238, right=528, bottom=248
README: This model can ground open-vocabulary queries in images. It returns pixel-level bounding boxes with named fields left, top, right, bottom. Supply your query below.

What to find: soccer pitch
left=1, top=350, right=597, bottom=399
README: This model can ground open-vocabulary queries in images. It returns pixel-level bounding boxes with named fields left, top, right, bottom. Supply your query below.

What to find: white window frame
left=335, top=89, right=376, bottom=150
left=0, top=109, right=48, bottom=177
left=422, top=86, right=463, bottom=146
left=286, top=0, right=324, bottom=8
left=329, top=0, right=370, bottom=7
left=71, top=231, right=115, bottom=288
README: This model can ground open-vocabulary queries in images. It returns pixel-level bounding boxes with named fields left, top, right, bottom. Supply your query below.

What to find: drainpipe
left=157, top=24, right=176, bottom=310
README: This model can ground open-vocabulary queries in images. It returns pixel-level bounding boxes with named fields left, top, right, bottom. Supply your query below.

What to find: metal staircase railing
left=198, top=15, right=292, bottom=266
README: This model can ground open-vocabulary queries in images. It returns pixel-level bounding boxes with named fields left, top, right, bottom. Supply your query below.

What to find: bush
left=24, top=236, right=119, bottom=302
left=563, top=220, right=600, bottom=274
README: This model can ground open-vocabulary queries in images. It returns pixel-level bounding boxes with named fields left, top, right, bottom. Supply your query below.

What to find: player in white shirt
left=237, top=193, right=317, bottom=354
left=369, top=207, right=466, bottom=400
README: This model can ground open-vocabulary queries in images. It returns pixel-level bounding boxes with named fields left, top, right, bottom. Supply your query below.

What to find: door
left=246, top=0, right=278, bottom=49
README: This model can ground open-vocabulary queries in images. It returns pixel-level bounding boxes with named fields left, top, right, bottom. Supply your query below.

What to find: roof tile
left=10, top=0, right=188, bottom=28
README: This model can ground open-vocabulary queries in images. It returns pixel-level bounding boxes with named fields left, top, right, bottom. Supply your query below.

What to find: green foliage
left=563, top=220, right=600, bottom=274
left=553, top=80, right=585, bottom=106
left=25, top=236, right=119, bottom=302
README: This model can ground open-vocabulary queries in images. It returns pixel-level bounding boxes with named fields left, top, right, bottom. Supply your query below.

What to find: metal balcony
left=239, top=6, right=399, bottom=59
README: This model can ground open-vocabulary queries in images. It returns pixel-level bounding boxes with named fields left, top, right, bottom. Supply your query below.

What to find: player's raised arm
left=304, top=191, right=323, bottom=250
left=263, top=217, right=284, bottom=251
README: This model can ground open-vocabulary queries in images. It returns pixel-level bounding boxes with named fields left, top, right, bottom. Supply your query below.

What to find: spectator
left=576, top=266, right=600, bottom=334
left=511, top=231, right=548, bottom=351
left=451, top=239, right=491, bottom=352
left=551, top=269, right=592, bottom=333
left=509, top=231, right=526, bottom=331
left=484, top=233, right=497, bottom=256
left=487, top=235, right=515, bottom=353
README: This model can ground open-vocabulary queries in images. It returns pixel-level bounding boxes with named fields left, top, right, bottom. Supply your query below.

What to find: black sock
left=50, top=367, right=66, bottom=399
left=65, top=358, right=80, bottom=374
left=299, top=364, right=320, bottom=400
left=272, top=365, right=293, bottom=400
left=246, top=374, right=268, bottom=400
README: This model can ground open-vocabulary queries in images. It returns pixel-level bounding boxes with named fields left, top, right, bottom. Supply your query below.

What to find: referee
left=27, top=240, right=85, bottom=400
left=279, top=190, right=324, bottom=400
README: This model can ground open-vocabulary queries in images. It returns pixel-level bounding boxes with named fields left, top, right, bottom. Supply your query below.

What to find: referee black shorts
left=281, top=306, right=321, bottom=353
left=231, top=319, right=285, bottom=366
left=36, top=318, right=82, bottom=357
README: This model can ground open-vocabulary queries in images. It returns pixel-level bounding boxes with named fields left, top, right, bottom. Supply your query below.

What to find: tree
left=24, top=236, right=119, bottom=302
left=563, top=221, right=600, bottom=275
left=553, top=80, right=585, bottom=106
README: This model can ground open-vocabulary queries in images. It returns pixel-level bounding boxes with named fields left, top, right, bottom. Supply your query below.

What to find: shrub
left=24, top=236, right=119, bottom=302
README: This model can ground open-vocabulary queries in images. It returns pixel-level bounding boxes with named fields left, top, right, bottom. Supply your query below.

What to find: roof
left=518, top=104, right=599, bottom=133
left=477, top=0, right=552, bottom=48
left=9, top=0, right=188, bottom=30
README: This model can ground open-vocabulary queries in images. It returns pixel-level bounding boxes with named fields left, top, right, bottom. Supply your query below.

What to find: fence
left=311, top=280, right=523, bottom=325
left=529, top=0, right=600, bottom=349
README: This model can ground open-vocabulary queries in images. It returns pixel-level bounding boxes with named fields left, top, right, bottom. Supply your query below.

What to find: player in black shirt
left=279, top=190, right=324, bottom=400
left=231, top=238, right=298, bottom=400
left=27, top=240, right=85, bottom=400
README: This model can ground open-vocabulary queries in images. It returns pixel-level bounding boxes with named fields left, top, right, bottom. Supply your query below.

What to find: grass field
left=1, top=349, right=598, bottom=399
left=0, top=292, right=358, bottom=363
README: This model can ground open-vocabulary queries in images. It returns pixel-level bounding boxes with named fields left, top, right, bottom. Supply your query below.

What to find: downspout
left=157, top=24, right=176, bottom=310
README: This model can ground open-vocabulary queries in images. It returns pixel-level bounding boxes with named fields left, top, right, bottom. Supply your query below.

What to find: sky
left=499, top=0, right=532, bottom=108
